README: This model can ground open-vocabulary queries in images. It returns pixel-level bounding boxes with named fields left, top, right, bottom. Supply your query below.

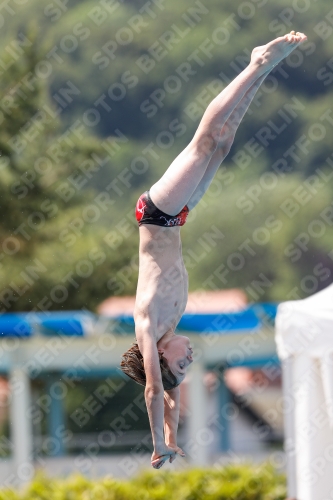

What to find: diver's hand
left=151, top=444, right=179, bottom=469
left=167, top=443, right=186, bottom=458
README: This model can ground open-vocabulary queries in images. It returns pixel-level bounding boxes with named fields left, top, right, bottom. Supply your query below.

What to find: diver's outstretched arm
left=136, top=325, right=178, bottom=468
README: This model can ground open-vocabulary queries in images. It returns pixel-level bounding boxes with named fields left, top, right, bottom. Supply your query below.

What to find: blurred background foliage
left=0, top=464, right=287, bottom=499
left=1, top=0, right=333, bottom=311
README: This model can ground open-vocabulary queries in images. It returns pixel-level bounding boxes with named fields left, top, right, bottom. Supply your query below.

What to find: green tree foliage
left=1, top=0, right=333, bottom=311
left=0, top=465, right=286, bottom=500
left=182, top=175, right=333, bottom=301
left=0, top=29, right=139, bottom=312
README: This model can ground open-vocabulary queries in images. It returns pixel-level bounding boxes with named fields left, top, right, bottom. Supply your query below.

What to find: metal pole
left=47, top=377, right=65, bottom=457
left=217, top=367, right=230, bottom=452
left=9, top=367, right=34, bottom=485
left=187, top=361, right=209, bottom=466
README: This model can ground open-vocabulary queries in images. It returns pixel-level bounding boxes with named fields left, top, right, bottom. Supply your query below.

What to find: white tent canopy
left=275, top=283, right=333, bottom=500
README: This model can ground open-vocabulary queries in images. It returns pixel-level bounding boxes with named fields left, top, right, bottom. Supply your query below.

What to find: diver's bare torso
left=134, top=225, right=188, bottom=342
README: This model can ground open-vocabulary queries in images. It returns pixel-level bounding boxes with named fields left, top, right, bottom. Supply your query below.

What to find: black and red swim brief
left=135, top=191, right=189, bottom=227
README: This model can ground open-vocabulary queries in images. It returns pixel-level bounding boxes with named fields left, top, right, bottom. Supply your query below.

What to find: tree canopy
left=1, top=0, right=333, bottom=311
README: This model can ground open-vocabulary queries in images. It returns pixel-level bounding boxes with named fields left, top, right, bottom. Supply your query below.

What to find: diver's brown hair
left=120, top=342, right=179, bottom=391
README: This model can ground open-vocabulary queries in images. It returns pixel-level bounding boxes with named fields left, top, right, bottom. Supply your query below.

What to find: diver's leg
left=149, top=32, right=306, bottom=216
left=187, top=70, right=270, bottom=210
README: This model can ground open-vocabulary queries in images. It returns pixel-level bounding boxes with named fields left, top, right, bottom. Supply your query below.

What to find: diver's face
left=158, top=335, right=193, bottom=384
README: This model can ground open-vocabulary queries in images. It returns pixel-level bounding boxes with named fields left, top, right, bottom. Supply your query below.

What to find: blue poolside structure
left=0, top=304, right=278, bottom=485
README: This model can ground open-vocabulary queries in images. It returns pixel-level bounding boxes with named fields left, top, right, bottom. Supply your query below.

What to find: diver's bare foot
left=251, top=31, right=307, bottom=70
